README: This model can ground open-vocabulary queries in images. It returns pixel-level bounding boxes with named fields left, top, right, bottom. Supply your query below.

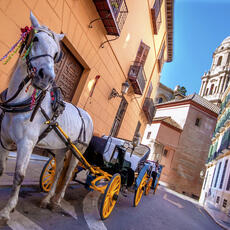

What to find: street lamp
left=108, top=80, right=130, bottom=100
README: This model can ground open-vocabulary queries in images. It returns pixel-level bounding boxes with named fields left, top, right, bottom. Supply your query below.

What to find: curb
left=203, top=206, right=227, bottom=230
left=8, top=152, right=49, bottom=162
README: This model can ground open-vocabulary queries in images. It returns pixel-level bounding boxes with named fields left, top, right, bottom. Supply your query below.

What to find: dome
left=221, top=36, right=230, bottom=45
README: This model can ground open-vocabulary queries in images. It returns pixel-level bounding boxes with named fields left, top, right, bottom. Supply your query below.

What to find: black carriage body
left=84, top=136, right=150, bottom=188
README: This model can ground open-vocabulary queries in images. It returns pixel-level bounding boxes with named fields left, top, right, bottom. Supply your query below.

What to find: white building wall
left=155, top=104, right=190, bottom=128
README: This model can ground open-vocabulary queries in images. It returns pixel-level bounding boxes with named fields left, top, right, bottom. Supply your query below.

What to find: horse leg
left=50, top=145, right=87, bottom=208
left=40, top=149, right=65, bottom=209
left=0, top=147, right=8, bottom=177
left=0, top=139, right=34, bottom=224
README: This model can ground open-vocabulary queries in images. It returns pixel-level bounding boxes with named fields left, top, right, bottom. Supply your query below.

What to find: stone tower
left=199, top=36, right=230, bottom=106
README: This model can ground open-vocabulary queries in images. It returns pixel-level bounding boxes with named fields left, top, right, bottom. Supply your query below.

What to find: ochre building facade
left=0, top=0, right=174, bottom=140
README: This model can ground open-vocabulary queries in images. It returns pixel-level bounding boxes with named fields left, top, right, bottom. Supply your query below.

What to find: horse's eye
left=54, top=52, right=58, bottom=59
left=33, top=36, right=39, bottom=42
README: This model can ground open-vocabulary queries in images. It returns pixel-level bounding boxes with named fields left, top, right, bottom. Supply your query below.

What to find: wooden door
left=54, top=43, right=84, bottom=102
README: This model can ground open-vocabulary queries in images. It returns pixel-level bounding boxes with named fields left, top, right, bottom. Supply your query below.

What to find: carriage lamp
left=108, top=80, right=130, bottom=100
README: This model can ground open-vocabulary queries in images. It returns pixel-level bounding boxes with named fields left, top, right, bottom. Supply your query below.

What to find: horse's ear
left=57, top=34, right=65, bottom=41
left=30, top=12, right=40, bottom=28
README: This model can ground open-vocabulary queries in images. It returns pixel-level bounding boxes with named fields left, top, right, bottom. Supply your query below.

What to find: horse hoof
left=48, top=202, right=62, bottom=212
left=40, top=200, right=49, bottom=209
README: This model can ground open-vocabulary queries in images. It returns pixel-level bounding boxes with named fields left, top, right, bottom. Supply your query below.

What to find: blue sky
left=161, top=0, right=230, bottom=95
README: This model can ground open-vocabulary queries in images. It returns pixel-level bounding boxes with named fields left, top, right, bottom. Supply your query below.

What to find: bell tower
left=199, top=37, right=230, bottom=106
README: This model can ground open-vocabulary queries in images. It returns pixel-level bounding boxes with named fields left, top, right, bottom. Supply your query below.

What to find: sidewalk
left=204, top=200, right=230, bottom=230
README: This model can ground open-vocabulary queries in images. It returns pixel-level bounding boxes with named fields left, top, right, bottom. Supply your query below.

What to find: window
left=226, top=170, right=230, bottom=190
left=147, top=131, right=151, bottom=139
left=223, top=199, right=227, bottom=208
left=216, top=196, right=220, bottom=204
left=157, top=43, right=165, bottom=72
left=158, top=97, right=163, bottom=103
left=217, top=56, right=222, bottom=66
left=110, top=97, right=128, bottom=137
left=227, top=53, right=230, bottom=64
left=195, top=118, right=201, bottom=127
left=214, top=162, right=222, bottom=188
left=163, top=149, right=168, bottom=157
left=135, top=41, right=150, bottom=67
left=210, top=84, right=214, bottom=95
left=206, top=88, right=209, bottom=95
left=220, top=160, right=228, bottom=189
left=151, top=0, right=163, bottom=34
left=211, top=165, right=217, bottom=187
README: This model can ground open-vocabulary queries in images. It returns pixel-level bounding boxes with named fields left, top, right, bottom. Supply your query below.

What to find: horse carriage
left=0, top=13, right=160, bottom=224
left=40, top=134, right=154, bottom=219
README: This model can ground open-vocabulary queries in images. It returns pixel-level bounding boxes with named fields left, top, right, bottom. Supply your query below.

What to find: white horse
left=0, top=13, right=93, bottom=224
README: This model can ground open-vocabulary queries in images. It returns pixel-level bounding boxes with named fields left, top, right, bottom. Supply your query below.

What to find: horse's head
left=28, top=12, right=64, bottom=90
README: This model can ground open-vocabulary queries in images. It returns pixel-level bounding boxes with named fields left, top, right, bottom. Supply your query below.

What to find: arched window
left=158, top=97, right=163, bottom=103
left=210, top=84, right=214, bottom=95
left=227, top=53, right=230, bottom=65
left=217, top=56, right=222, bottom=66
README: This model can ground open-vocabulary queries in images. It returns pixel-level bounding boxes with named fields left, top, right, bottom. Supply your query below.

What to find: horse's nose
left=38, top=68, right=54, bottom=83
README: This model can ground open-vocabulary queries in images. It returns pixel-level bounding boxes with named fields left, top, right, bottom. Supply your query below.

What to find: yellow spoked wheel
left=145, top=177, right=153, bottom=196
left=40, top=157, right=56, bottom=192
left=133, top=173, right=148, bottom=207
left=100, top=173, right=121, bottom=220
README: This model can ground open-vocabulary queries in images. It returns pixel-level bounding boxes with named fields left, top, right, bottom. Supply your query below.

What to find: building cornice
left=156, top=100, right=218, bottom=118
left=201, top=69, right=230, bottom=79
left=165, top=0, right=174, bottom=62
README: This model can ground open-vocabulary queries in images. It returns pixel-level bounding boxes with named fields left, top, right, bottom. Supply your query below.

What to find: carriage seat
left=102, top=136, right=150, bottom=171
left=83, top=136, right=109, bottom=167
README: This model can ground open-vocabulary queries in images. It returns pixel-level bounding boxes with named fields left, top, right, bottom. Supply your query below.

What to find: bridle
left=25, top=27, right=63, bottom=74
left=0, top=27, right=62, bottom=114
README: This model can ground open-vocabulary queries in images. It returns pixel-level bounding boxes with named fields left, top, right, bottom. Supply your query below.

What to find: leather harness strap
left=74, top=105, right=86, bottom=144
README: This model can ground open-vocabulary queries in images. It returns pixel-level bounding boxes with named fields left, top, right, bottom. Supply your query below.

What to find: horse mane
left=8, top=58, right=21, bottom=83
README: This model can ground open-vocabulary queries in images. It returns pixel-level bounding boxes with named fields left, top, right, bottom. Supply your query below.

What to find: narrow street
left=0, top=158, right=221, bottom=230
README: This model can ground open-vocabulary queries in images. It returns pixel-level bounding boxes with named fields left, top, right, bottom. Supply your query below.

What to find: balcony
left=218, top=129, right=230, bottom=154
left=142, top=98, right=156, bottom=124
left=92, top=0, right=128, bottom=36
left=128, top=65, right=146, bottom=95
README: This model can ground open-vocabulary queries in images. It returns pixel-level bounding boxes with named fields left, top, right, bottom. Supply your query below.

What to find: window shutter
left=157, top=42, right=165, bottom=72
left=135, top=41, right=150, bottom=67
left=152, top=0, right=163, bottom=35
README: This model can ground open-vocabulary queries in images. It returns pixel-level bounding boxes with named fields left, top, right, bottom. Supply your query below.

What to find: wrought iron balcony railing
left=142, top=97, right=156, bottom=124
left=92, top=0, right=128, bottom=36
left=128, top=65, right=146, bottom=95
